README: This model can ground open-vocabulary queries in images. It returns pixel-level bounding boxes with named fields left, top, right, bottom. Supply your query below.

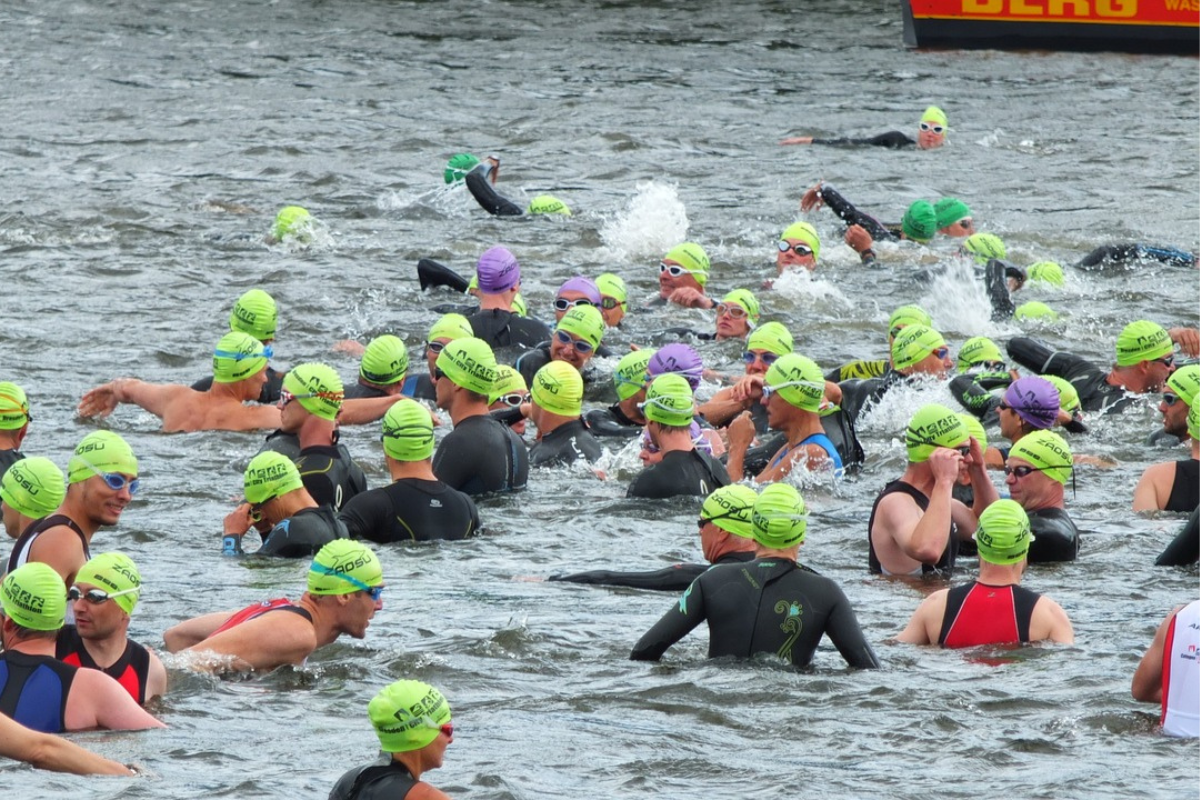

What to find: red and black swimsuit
left=207, top=597, right=313, bottom=639
left=56, top=625, right=152, bottom=705
left=938, top=582, right=1042, bottom=648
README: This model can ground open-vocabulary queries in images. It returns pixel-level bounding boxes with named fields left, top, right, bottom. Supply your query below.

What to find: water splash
left=599, top=181, right=689, bottom=261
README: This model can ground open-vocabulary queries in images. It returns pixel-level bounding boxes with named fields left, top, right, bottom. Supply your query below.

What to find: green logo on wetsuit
left=775, top=600, right=803, bottom=662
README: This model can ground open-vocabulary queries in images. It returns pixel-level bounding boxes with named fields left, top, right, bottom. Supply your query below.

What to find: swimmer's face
left=425, top=724, right=452, bottom=770
left=1004, top=457, right=1058, bottom=509
left=427, top=338, right=452, bottom=375
left=939, top=217, right=974, bottom=238
left=600, top=296, right=626, bottom=328
left=658, top=260, right=703, bottom=298
left=554, top=291, right=595, bottom=324
left=744, top=349, right=774, bottom=377
left=0, top=501, right=21, bottom=540
left=1143, top=356, right=1176, bottom=393
left=917, top=121, right=946, bottom=150
left=340, top=586, right=382, bottom=640
left=763, top=386, right=790, bottom=430
left=71, top=581, right=127, bottom=640
left=908, top=348, right=952, bottom=379
left=1161, top=390, right=1190, bottom=438
left=550, top=331, right=593, bottom=370
left=776, top=239, right=817, bottom=274
left=714, top=302, right=752, bottom=340
left=78, top=472, right=134, bottom=528
left=246, top=366, right=269, bottom=399
left=998, top=403, right=1023, bottom=443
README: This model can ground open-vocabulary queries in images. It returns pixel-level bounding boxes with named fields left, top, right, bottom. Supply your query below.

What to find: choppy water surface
left=0, top=0, right=1197, bottom=797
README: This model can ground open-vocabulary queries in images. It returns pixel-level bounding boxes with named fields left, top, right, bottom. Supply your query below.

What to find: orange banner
left=910, top=0, right=1198, bottom=25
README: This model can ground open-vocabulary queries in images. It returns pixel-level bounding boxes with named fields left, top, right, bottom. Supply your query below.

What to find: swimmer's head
left=958, top=413, right=988, bottom=451
left=243, top=451, right=304, bottom=505
left=68, top=431, right=138, bottom=485
left=779, top=221, right=821, bottom=263
left=1014, top=301, right=1059, bottom=323
left=428, top=313, right=474, bottom=345
left=901, top=200, right=937, bottom=243
left=973, top=499, right=1034, bottom=566
left=443, top=153, right=480, bottom=184
left=359, top=335, right=409, bottom=386
left=719, top=289, right=761, bottom=328
left=933, top=198, right=971, bottom=229
left=891, top=324, right=947, bottom=372
left=0, top=383, right=30, bottom=431
left=750, top=483, right=808, bottom=549
left=490, top=365, right=528, bottom=406
left=556, top=276, right=602, bottom=307
left=230, top=289, right=278, bottom=342
left=614, top=349, right=654, bottom=401
left=381, top=398, right=436, bottom=462
left=1167, top=364, right=1200, bottom=407
left=1115, top=320, right=1173, bottom=367
left=282, top=363, right=344, bottom=421
left=436, top=337, right=498, bottom=397
left=699, top=484, right=759, bottom=539
left=956, top=336, right=1005, bottom=373
left=370, top=680, right=452, bottom=753
left=0, top=457, right=65, bottom=520
left=273, top=206, right=312, bottom=242
left=213, top=331, right=270, bottom=384
left=887, top=305, right=932, bottom=340
left=641, top=373, right=696, bottom=428
left=905, top=403, right=969, bottom=463
left=1041, top=375, right=1082, bottom=419
left=596, top=273, right=628, bottom=308
left=531, top=361, right=584, bottom=418
left=746, top=321, right=793, bottom=357
left=647, top=343, right=704, bottom=391
left=1009, top=430, right=1073, bottom=485
left=307, top=540, right=383, bottom=596
left=1027, top=261, right=1065, bottom=287
left=475, top=246, right=521, bottom=294
left=556, top=305, right=606, bottom=352
left=1, top=563, right=66, bottom=631
left=526, top=195, right=571, bottom=216
left=763, top=354, right=824, bottom=412
left=75, top=552, right=142, bottom=615
left=1002, top=377, right=1061, bottom=430
left=661, top=242, right=711, bottom=287
left=961, top=233, right=1007, bottom=266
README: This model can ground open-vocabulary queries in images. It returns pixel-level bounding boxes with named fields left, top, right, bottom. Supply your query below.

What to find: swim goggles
left=716, top=303, right=749, bottom=320
left=74, top=456, right=140, bottom=495
left=777, top=241, right=814, bottom=257
left=68, top=585, right=141, bottom=605
left=553, top=297, right=594, bottom=312
left=214, top=345, right=273, bottom=361
left=600, top=296, right=625, bottom=310
left=309, top=564, right=385, bottom=602
left=919, top=122, right=946, bottom=134
left=660, top=262, right=699, bottom=278
left=496, top=392, right=530, bottom=408
left=554, top=330, right=594, bottom=354
left=742, top=350, right=780, bottom=366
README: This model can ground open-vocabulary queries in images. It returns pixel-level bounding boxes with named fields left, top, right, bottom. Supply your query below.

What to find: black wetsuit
left=550, top=551, right=757, bottom=592
left=258, top=429, right=302, bottom=461
left=400, top=373, right=437, bottom=403
left=825, top=359, right=888, bottom=383
left=948, top=372, right=1010, bottom=423
left=1027, top=507, right=1080, bottom=563
left=328, top=754, right=418, bottom=800
left=191, top=365, right=285, bottom=404
left=1007, top=337, right=1135, bottom=413
left=229, top=505, right=348, bottom=558
left=0, top=448, right=23, bottom=476
left=1157, top=508, right=1199, bottom=566
left=1166, top=459, right=1200, bottom=513
left=1076, top=243, right=1196, bottom=270
left=467, top=308, right=551, bottom=351
left=339, top=478, right=479, bottom=543
left=529, top=420, right=604, bottom=467
left=433, top=414, right=529, bottom=496
left=627, top=449, right=730, bottom=499
left=866, top=480, right=958, bottom=576
left=0, top=651, right=76, bottom=733
left=838, top=369, right=907, bottom=427
left=294, top=444, right=368, bottom=511
left=584, top=404, right=642, bottom=438
left=630, top=558, right=879, bottom=668
left=343, top=382, right=389, bottom=400
left=812, top=183, right=900, bottom=242
left=811, top=131, right=914, bottom=149
left=465, top=164, right=524, bottom=217
left=56, top=625, right=152, bottom=705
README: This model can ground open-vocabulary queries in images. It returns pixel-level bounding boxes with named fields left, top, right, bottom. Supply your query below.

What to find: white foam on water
left=598, top=181, right=689, bottom=261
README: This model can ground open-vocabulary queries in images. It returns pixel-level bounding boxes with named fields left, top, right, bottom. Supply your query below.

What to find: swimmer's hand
left=1168, top=327, right=1199, bottom=357
left=799, top=182, right=824, bottom=212
left=666, top=287, right=714, bottom=309
left=730, top=375, right=764, bottom=405
left=332, top=339, right=367, bottom=356
left=927, top=447, right=963, bottom=484
left=780, top=136, right=814, bottom=146
left=727, top=411, right=757, bottom=453
left=844, top=224, right=875, bottom=254
left=78, top=380, right=124, bottom=419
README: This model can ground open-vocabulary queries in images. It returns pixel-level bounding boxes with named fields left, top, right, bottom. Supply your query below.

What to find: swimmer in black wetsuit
left=463, top=156, right=572, bottom=219
left=1157, top=508, right=1199, bottom=566
left=628, top=374, right=729, bottom=499
left=1076, top=243, right=1196, bottom=270
left=465, top=246, right=552, bottom=352
left=514, top=304, right=605, bottom=390
left=397, top=314, right=476, bottom=404
left=340, top=399, right=479, bottom=543
left=1148, top=364, right=1199, bottom=448
left=1004, top=431, right=1080, bottom=563
left=838, top=323, right=955, bottom=427
left=223, top=452, right=348, bottom=558
left=631, top=484, right=879, bottom=668
left=1134, top=395, right=1199, bottom=514
left=526, top=362, right=604, bottom=468
left=343, top=335, right=409, bottom=400
left=781, top=105, right=948, bottom=151
left=585, top=349, right=653, bottom=438
left=191, top=289, right=287, bottom=404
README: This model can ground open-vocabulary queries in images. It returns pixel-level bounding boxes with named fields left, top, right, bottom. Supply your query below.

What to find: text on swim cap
left=248, top=462, right=293, bottom=484
left=3, top=585, right=46, bottom=615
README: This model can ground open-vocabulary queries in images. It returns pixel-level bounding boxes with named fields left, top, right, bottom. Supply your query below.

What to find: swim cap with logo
left=556, top=305, right=605, bottom=351
left=0, top=383, right=30, bottom=430
left=933, top=198, right=971, bottom=229
left=428, top=313, right=474, bottom=344
left=891, top=325, right=946, bottom=371
left=958, top=413, right=988, bottom=451
left=443, top=153, right=480, bottom=184
left=475, top=246, right=521, bottom=294
left=901, top=200, right=937, bottom=243
left=1003, top=377, right=1060, bottom=430
left=1, top=457, right=65, bottom=520
left=381, top=398, right=436, bottom=462
left=527, top=194, right=571, bottom=216
left=1, top=562, right=66, bottom=631
left=973, top=499, right=1034, bottom=565
left=1009, top=430, right=1073, bottom=485
left=596, top=273, right=628, bottom=307
left=905, top=404, right=968, bottom=463
left=662, top=242, right=710, bottom=287
left=1042, top=375, right=1082, bottom=418
left=76, top=552, right=141, bottom=615
left=68, top=431, right=138, bottom=484
left=282, top=363, right=344, bottom=421
left=1190, top=395, right=1200, bottom=441
left=1115, top=320, right=1173, bottom=367
left=273, top=206, right=312, bottom=241
left=213, top=331, right=270, bottom=384
left=436, top=337, right=498, bottom=397
left=720, top=289, right=761, bottom=327
left=962, top=233, right=1007, bottom=265
left=764, top=354, right=824, bottom=412
left=531, top=361, right=584, bottom=417
left=307, top=540, right=383, bottom=596
left=780, top=221, right=821, bottom=262
left=614, top=350, right=653, bottom=401
left=1167, top=364, right=1200, bottom=407
left=746, top=321, right=793, bottom=357
left=511, top=292, right=528, bottom=317
left=641, top=373, right=695, bottom=427
left=370, top=680, right=452, bottom=753
left=956, top=336, right=1005, bottom=373
left=647, top=343, right=703, bottom=390
left=699, top=484, right=759, bottom=539
left=1014, top=301, right=1059, bottom=322
left=490, top=365, right=528, bottom=405
left=751, top=483, right=808, bottom=549
left=243, top=451, right=304, bottom=504
left=360, top=335, right=409, bottom=386
left=557, top=276, right=601, bottom=305
left=230, top=289, right=278, bottom=342
left=1027, top=261, right=1065, bottom=287
left=887, top=305, right=932, bottom=339
left=921, top=106, right=949, bottom=128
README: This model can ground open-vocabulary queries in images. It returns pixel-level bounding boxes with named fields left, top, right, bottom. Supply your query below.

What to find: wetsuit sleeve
left=489, top=407, right=526, bottom=428
left=257, top=516, right=328, bottom=558
left=1156, top=508, right=1199, bottom=566
left=817, top=185, right=895, bottom=241
left=551, top=563, right=707, bottom=592
left=811, top=131, right=914, bottom=149
left=823, top=583, right=881, bottom=668
left=338, top=490, right=391, bottom=542
left=465, top=166, right=524, bottom=217
left=949, top=374, right=1000, bottom=421
left=985, top=258, right=1016, bottom=320
left=630, top=578, right=708, bottom=660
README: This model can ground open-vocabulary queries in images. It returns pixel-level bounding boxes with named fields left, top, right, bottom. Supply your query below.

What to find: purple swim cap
left=647, top=343, right=704, bottom=390
left=476, top=246, right=521, bottom=293
left=1003, top=376, right=1060, bottom=430
left=557, top=276, right=601, bottom=304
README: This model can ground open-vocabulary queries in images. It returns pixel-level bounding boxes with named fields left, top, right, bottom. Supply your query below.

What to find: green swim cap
left=1027, top=261, right=1065, bottom=287
left=307, top=540, right=383, bottom=596
left=720, top=289, right=761, bottom=327
left=962, top=233, right=1007, bottom=265
left=531, top=361, right=584, bottom=418
left=381, top=398, right=435, bottom=462
left=0, top=457, right=65, bottom=520
left=921, top=106, right=948, bottom=128
left=1008, top=430, right=1073, bottom=485
left=641, top=373, right=695, bottom=427
left=1014, top=301, right=1059, bottom=322
left=230, top=289, right=278, bottom=342
left=436, top=337, right=498, bottom=397
left=662, top=242, right=710, bottom=287
left=973, top=499, right=1034, bottom=566
left=751, top=483, right=808, bottom=549
left=1166, top=364, right=1200, bottom=407
left=1041, top=375, right=1081, bottom=417
left=780, top=221, right=821, bottom=262
left=273, top=206, right=312, bottom=241
left=764, top=354, right=824, bottom=412
left=958, top=413, right=988, bottom=452
left=443, top=153, right=480, bottom=184
left=75, top=552, right=141, bottom=615
left=614, top=350, right=653, bottom=401
left=282, top=363, right=345, bottom=421
left=360, top=335, right=409, bottom=386
left=905, top=404, right=968, bottom=463
left=956, top=336, right=1004, bottom=373
left=596, top=273, right=628, bottom=307
left=0, top=383, right=30, bottom=431
left=699, top=484, right=758, bottom=539
left=1115, top=320, right=1173, bottom=367
left=490, top=365, right=528, bottom=405
left=213, top=331, right=269, bottom=384
left=369, top=680, right=452, bottom=753
left=901, top=200, right=937, bottom=243
left=243, top=451, right=304, bottom=505
left=746, top=321, right=793, bottom=357
left=556, top=305, right=605, bottom=351
left=68, top=431, right=138, bottom=484
left=933, top=198, right=971, bottom=230
left=891, top=324, right=946, bottom=371
left=428, top=313, right=474, bottom=344
left=526, top=194, right=571, bottom=216
left=511, top=292, right=528, bottom=318
left=1, top=563, right=65, bottom=631
left=887, top=304, right=933, bottom=339
left=1189, top=395, right=1200, bottom=441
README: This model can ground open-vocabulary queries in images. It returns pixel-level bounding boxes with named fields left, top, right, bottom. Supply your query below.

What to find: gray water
left=1, top=0, right=1197, bottom=796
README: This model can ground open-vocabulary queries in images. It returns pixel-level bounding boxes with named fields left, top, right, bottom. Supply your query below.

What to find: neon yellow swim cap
left=1027, top=261, right=1065, bottom=287
left=531, top=361, right=584, bottom=417
left=244, top=451, right=304, bottom=505
left=556, top=305, right=605, bottom=351
left=973, top=499, right=1034, bottom=565
left=921, top=106, right=948, bottom=128
left=307, top=540, right=383, bottom=596
left=76, top=552, right=142, bottom=615
left=780, top=221, right=821, bottom=262
left=662, top=243, right=710, bottom=287
left=69, top=431, right=138, bottom=484
left=0, top=383, right=31, bottom=431
left=526, top=195, right=571, bottom=216
left=428, top=313, right=474, bottom=343
left=273, top=206, right=312, bottom=241
left=614, top=350, right=653, bottom=401
left=699, top=484, right=759, bottom=539
left=891, top=325, right=946, bottom=371
left=283, top=363, right=345, bottom=422
left=887, top=305, right=932, bottom=340
left=213, top=331, right=269, bottom=384
left=0, top=457, right=65, bottom=520
left=1166, top=364, right=1200, bottom=407
left=381, top=399, right=435, bottom=462
left=230, top=289, right=278, bottom=341
left=720, top=289, right=761, bottom=327
left=958, top=413, right=988, bottom=452
left=360, top=335, right=409, bottom=386
left=596, top=273, right=628, bottom=307
left=956, top=336, right=1004, bottom=373
left=764, top=354, right=824, bottom=412
left=1014, top=301, right=1059, bottom=322
left=369, top=680, right=451, bottom=753
left=436, top=337, right=498, bottom=397
left=1, top=563, right=65, bottom=631
left=641, top=373, right=695, bottom=427
left=1115, top=320, right=1173, bottom=367
left=751, top=483, right=808, bottom=549
left=904, top=404, right=968, bottom=463
left=962, top=233, right=1006, bottom=265
left=746, top=321, right=793, bottom=357
left=1009, top=430, right=1073, bottom=485
left=490, top=364, right=528, bottom=405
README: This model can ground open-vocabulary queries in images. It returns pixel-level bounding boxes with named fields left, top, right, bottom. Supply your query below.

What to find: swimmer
left=268, top=205, right=316, bottom=244
left=402, top=314, right=476, bottom=403
left=1133, top=395, right=1199, bottom=514
left=596, top=273, right=629, bottom=327
left=191, top=289, right=286, bottom=403
left=713, top=289, right=760, bottom=340
left=464, top=246, right=552, bottom=350
left=1, top=457, right=65, bottom=540
left=697, top=322, right=794, bottom=431
left=462, top=154, right=572, bottom=218
left=933, top=197, right=975, bottom=238
left=781, top=105, right=949, bottom=150
left=825, top=304, right=932, bottom=383
left=843, top=200, right=939, bottom=264
left=799, top=181, right=900, bottom=244
left=775, top=221, right=820, bottom=275
left=487, top=364, right=531, bottom=436
left=838, top=324, right=955, bottom=426
left=584, top=349, right=653, bottom=438
left=345, top=335, right=409, bottom=399
left=654, top=242, right=715, bottom=309
left=1076, top=243, right=1197, bottom=271
left=552, top=276, right=601, bottom=323
left=0, top=382, right=32, bottom=475
left=627, top=374, right=729, bottom=499
left=1132, top=600, right=1200, bottom=738
left=1004, top=430, right=1080, bottom=562
left=514, top=304, right=605, bottom=388
left=527, top=362, right=604, bottom=467
left=1150, top=363, right=1199, bottom=446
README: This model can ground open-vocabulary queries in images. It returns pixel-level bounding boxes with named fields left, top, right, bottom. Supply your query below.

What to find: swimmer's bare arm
left=696, top=386, right=753, bottom=428
left=145, top=650, right=168, bottom=704
left=339, top=395, right=406, bottom=426
left=895, top=589, right=949, bottom=645
left=0, top=714, right=134, bottom=775
left=66, top=669, right=165, bottom=731
left=1132, top=606, right=1182, bottom=703
left=78, top=378, right=187, bottom=419
left=780, top=136, right=815, bottom=146
left=1168, top=327, right=1200, bottom=357
left=162, top=610, right=238, bottom=652
left=725, top=411, right=757, bottom=482
left=27, top=527, right=86, bottom=587
left=1029, top=597, right=1075, bottom=645
left=1132, top=463, right=1173, bottom=512
left=182, top=614, right=317, bottom=672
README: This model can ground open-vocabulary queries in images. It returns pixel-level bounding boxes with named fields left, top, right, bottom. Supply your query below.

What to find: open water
left=0, top=0, right=1197, bottom=797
